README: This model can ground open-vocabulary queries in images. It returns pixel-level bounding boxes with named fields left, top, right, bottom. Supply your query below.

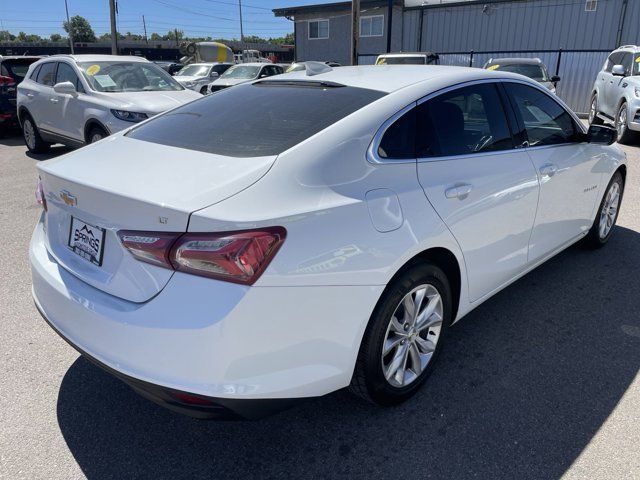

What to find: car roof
left=42, top=54, right=150, bottom=63
left=0, top=56, right=43, bottom=61
left=274, top=65, right=527, bottom=93
left=486, top=57, right=543, bottom=65
left=614, top=45, right=640, bottom=53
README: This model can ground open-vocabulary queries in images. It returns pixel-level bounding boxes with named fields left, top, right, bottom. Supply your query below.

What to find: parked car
left=173, top=62, right=234, bottom=94
left=589, top=45, right=640, bottom=144
left=286, top=61, right=341, bottom=72
left=0, top=56, right=42, bottom=131
left=484, top=57, right=560, bottom=93
left=17, top=54, right=201, bottom=152
left=153, top=61, right=183, bottom=76
left=31, top=65, right=625, bottom=419
left=375, top=52, right=439, bottom=65
left=207, top=63, right=284, bottom=93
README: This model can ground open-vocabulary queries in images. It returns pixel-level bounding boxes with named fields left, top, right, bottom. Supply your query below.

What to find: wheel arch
left=17, top=106, right=32, bottom=126
left=83, top=119, right=110, bottom=143
left=386, top=247, right=462, bottom=324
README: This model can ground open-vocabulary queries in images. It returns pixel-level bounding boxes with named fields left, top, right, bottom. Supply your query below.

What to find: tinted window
left=416, top=83, right=514, bottom=157
left=489, top=63, right=549, bottom=81
left=30, top=64, right=42, bottom=80
left=127, top=82, right=386, bottom=157
left=378, top=108, right=416, bottom=159
left=55, top=62, right=84, bottom=92
left=505, top=83, right=579, bottom=147
left=36, top=62, right=57, bottom=86
left=605, top=52, right=623, bottom=72
left=211, top=64, right=232, bottom=75
left=620, top=52, right=633, bottom=76
left=1, top=58, right=38, bottom=81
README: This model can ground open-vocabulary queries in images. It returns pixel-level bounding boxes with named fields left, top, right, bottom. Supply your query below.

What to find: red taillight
left=0, top=75, right=15, bottom=87
left=35, top=178, right=47, bottom=212
left=171, top=391, right=216, bottom=406
left=117, top=231, right=182, bottom=268
left=117, top=227, right=286, bottom=285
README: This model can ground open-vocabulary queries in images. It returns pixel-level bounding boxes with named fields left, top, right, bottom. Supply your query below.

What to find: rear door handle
left=445, top=183, right=473, bottom=199
left=49, top=97, right=59, bottom=103
left=539, top=164, right=558, bottom=177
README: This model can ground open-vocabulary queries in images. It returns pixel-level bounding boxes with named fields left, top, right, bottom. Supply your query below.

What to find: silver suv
left=589, top=45, right=640, bottom=143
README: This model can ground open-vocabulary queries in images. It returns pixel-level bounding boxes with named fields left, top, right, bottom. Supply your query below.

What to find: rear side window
left=1, top=59, right=38, bottom=80
left=36, top=62, right=57, bottom=86
left=504, top=83, right=579, bottom=146
left=127, top=82, right=386, bottom=157
left=378, top=108, right=416, bottom=159
left=416, top=83, right=514, bottom=157
left=30, top=64, right=42, bottom=80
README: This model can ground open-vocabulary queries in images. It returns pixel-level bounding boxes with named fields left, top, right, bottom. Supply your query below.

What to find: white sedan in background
left=31, top=66, right=625, bottom=419
left=207, top=62, right=283, bottom=93
left=173, top=62, right=234, bottom=94
left=17, top=54, right=201, bottom=152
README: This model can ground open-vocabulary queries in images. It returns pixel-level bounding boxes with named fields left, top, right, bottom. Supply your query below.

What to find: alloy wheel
left=599, top=181, right=620, bottom=239
left=91, top=133, right=103, bottom=143
left=23, top=120, right=36, bottom=150
left=617, top=106, right=627, bottom=140
left=381, top=284, right=443, bottom=388
left=589, top=97, right=597, bottom=124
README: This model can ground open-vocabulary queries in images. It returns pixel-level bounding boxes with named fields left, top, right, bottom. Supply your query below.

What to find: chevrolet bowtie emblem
left=60, top=190, right=77, bottom=207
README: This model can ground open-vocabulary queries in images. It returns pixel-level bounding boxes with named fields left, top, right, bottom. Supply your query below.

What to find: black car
left=0, top=56, right=41, bottom=130
left=153, top=61, right=183, bottom=76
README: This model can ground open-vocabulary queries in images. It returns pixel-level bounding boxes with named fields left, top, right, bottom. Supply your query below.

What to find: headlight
left=184, top=81, right=195, bottom=88
left=634, top=87, right=640, bottom=98
left=110, top=110, right=148, bottom=123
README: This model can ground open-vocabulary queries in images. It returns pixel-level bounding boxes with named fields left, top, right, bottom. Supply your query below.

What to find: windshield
left=78, top=61, right=183, bottom=92
left=176, top=65, right=210, bottom=77
left=635, top=55, right=640, bottom=75
left=376, top=57, right=425, bottom=65
left=489, top=63, right=549, bottom=81
left=1, top=58, right=39, bottom=80
left=126, top=82, right=386, bottom=157
left=220, top=65, right=260, bottom=79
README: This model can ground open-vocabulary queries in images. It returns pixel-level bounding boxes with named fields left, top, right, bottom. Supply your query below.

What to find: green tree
left=63, top=15, right=96, bottom=42
left=149, top=32, right=162, bottom=41
left=50, top=33, right=63, bottom=42
left=0, top=30, right=16, bottom=41
left=16, top=31, right=42, bottom=42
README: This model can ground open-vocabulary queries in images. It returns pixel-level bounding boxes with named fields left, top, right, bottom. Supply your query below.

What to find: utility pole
left=238, top=0, right=245, bottom=48
left=142, top=15, right=148, bottom=44
left=351, top=0, right=360, bottom=65
left=386, top=0, right=393, bottom=53
left=109, top=0, right=118, bottom=54
left=64, top=0, right=74, bottom=54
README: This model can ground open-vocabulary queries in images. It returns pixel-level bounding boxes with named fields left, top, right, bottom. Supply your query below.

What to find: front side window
left=36, top=62, right=57, bottom=86
left=309, top=20, right=329, bottom=39
left=78, top=61, right=183, bottom=92
left=504, top=83, right=579, bottom=147
left=620, top=52, right=633, bottom=76
left=605, top=52, right=623, bottom=73
left=416, top=83, right=514, bottom=157
left=127, top=82, right=386, bottom=157
left=360, top=15, right=384, bottom=37
left=56, top=62, right=84, bottom=93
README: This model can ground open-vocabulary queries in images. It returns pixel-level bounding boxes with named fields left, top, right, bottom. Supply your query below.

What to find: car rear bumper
left=30, top=216, right=382, bottom=415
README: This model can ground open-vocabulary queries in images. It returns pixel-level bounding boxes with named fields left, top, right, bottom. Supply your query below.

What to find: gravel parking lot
left=1, top=129, right=639, bottom=480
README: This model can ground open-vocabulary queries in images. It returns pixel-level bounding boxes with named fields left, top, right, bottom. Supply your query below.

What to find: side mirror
left=612, top=64, right=626, bottom=76
left=550, top=75, right=561, bottom=83
left=586, top=124, right=617, bottom=145
left=209, top=71, right=219, bottom=79
left=53, top=81, right=77, bottom=95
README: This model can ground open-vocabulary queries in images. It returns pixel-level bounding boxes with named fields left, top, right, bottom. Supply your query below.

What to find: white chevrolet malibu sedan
left=31, top=66, right=625, bottom=419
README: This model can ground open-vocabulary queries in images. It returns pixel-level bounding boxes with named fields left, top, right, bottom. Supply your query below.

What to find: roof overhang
left=273, top=0, right=403, bottom=18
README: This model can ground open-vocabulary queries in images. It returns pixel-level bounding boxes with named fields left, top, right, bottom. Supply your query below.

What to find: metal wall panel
left=401, top=10, right=421, bottom=52
left=621, top=0, right=640, bottom=46
left=415, top=0, right=626, bottom=53
left=554, top=51, right=609, bottom=114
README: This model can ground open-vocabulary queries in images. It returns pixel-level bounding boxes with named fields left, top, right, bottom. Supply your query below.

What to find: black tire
left=350, top=262, right=452, bottom=406
left=615, top=102, right=637, bottom=144
left=583, top=171, right=624, bottom=248
left=22, top=114, right=50, bottom=153
left=87, top=125, right=108, bottom=144
left=588, top=94, right=603, bottom=125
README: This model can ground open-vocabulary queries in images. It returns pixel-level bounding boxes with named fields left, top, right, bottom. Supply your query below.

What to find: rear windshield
left=126, top=82, right=386, bottom=157
left=376, top=57, right=425, bottom=65
left=1, top=58, right=39, bottom=80
left=488, top=63, right=549, bottom=81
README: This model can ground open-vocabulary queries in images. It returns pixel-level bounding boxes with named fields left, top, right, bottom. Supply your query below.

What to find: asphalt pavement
left=0, top=130, right=639, bottom=479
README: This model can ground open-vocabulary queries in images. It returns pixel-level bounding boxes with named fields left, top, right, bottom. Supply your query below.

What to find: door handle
left=26, top=93, right=34, bottom=98
left=539, top=164, right=558, bottom=177
left=445, top=183, right=473, bottom=199
left=49, top=97, right=59, bottom=103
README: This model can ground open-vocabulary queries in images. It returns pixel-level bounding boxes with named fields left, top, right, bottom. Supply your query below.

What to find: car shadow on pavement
left=55, top=226, right=640, bottom=480
left=0, top=132, right=72, bottom=159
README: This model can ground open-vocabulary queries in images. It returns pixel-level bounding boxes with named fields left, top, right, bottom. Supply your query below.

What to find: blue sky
left=0, top=0, right=336, bottom=40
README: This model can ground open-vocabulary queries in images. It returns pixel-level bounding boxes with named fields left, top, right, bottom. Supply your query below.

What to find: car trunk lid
left=37, top=136, right=276, bottom=302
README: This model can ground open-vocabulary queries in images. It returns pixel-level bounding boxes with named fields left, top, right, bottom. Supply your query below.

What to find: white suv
left=589, top=45, right=640, bottom=143
left=17, top=54, right=201, bottom=153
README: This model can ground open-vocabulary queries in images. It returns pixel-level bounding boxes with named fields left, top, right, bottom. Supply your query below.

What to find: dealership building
left=273, top=0, right=639, bottom=113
